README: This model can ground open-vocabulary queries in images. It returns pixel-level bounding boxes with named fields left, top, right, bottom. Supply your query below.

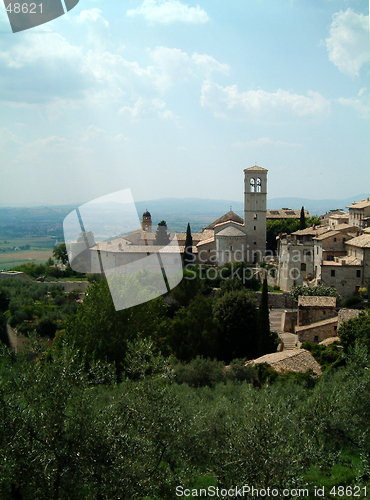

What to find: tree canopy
left=52, top=243, right=68, bottom=265
left=154, top=220, right=170, bottom=246
left=339, top=311, right=370, bottom=353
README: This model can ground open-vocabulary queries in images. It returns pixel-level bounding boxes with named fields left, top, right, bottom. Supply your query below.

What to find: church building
left=69, top=166, right=268, bottom=271
left=195, top=165, right=268, bottom=265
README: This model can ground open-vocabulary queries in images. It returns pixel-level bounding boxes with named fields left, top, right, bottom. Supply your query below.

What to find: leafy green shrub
left=225, top=359, right=258, bottom=384
left=338, top=311, right=370, bottom=353
left=342, top=295, right=363, bottom=308
left=290, top=285, right=340, bottom=304
left=36, top=317, right=58, bottom=339
left=171, top=356, right=225, bottom=387
left=301, top=342, right=344, bottom=371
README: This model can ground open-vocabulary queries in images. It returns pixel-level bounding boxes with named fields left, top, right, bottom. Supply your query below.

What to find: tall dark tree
left=183, top=222, right=193, bottom=267
left=213, top=289, right=258, bottom=363
left=52, top=243, right=68, bottom=265
left=154, top=220, right=170, bottom=246
left=300, top=206, right=306, bottom=230
left=257, top=276, right=276, bottom=356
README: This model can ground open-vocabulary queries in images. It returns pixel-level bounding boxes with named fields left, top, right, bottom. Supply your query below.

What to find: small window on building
left=300, top=263, right=306, bottom=271
left=254, top=214, right=258, bottom=220
left=230, top=245, right=233, bottom=251
left=314, top=335, right=319, bottom=343
left=331, top=269, right=335, bottom=277
left=254, top=241, right=257, bottom=245
left=254, top=226, right=256, bottom=230
left=356, top=269, right=361, bottom=278
left=334, top=237, right=337, bottom=242
left=250, top=178, right=255, bottom=192
left=316, top=247, right=319, bottom=254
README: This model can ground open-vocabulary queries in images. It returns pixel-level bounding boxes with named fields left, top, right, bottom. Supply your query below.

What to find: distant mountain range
left=135, top=194, right=369, bottom=217
left=1, top=194, right=368, bottom=234
left=134, top=194, right=369, bottom=232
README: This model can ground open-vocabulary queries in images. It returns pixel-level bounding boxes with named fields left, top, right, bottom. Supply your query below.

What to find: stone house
left=347, top=198, right=370, bottom=229
left=249, top=349, right=322, bottom=376
left=277, top=223, right=359, bottom=292
left=327, top=213, right=349, bottom=228
left=295, top=296, right=338, bottom=344
left=277, top=226, right=328, bottom=290
left=297, top=296, right=337, bottom=326
left=313, top=225, right=359, bottom=282
left=295, top=317, right=338, bottom=344
left=319, top=233, right=370, bottom=299
left=320, top=209, right=348, bottom=227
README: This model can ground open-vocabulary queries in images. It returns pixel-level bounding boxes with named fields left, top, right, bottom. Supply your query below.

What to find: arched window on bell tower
left=256, top=178, right=262, bottom=193
left=250, top=178, right=255, bottom=192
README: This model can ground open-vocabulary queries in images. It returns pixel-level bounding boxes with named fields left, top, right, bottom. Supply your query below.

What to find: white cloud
left=75, top=8, right=110, bottom=49
left=201, top=81, right=331, bottom=118
left=233, top=137, right=302, bottom=148
left=127, top=0, right=209, bottom=24
left=338, top=87, right=370, bottom=118
left=326, top=8, right=370, bottom=77
left=0, top=127, right=22, bottom=149
left=0, top=32, right=82, bottom=69
left=191, top=53, right=230, bottom=76
left=0, top=22, right=226, bottom=121
left=118, top=97, right=174, bottom=120
left=148, top=47, right=229, bottom=91
left=80, top=125, right=130, bottom=143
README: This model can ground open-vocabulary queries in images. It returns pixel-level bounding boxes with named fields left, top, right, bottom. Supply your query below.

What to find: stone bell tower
left=142, top=210, right=152, bottom=232
left=243, top=165, right=268, bottom=263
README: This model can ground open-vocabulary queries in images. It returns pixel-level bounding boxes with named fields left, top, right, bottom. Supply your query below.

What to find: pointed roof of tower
left=244, top=165, right=268, bottom=172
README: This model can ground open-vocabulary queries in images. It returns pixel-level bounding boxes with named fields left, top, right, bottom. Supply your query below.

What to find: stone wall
left=298, top=306, right=336, bottom=326
left=321, top=264, right=366, bottom=300
left=254, top=291, right=295, bottom=309
left=296, top=318, right=338, bottom=344
left=282, top=310, right=297, bottom=333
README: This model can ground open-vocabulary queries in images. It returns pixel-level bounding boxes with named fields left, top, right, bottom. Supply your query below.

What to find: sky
left=0, top=0, right=369, bottom=207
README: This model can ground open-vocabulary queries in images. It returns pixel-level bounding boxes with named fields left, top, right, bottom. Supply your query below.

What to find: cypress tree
left=183, top=222, right=193, bottom=267
left=257, top=276, right=275, bottom=356
left=300, top=206, right=306, bottom=230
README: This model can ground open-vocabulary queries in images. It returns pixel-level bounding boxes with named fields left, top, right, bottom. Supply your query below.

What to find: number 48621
left=329, top=486, right=366, bottom=497
left=6, top=3, right=43, bottom=14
